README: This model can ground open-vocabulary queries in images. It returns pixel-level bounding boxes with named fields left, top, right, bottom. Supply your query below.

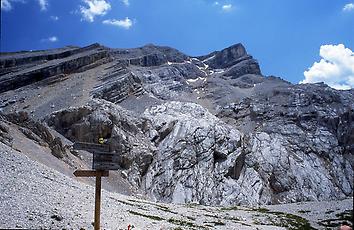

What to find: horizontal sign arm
left=73, top=170, right=109, bottom=177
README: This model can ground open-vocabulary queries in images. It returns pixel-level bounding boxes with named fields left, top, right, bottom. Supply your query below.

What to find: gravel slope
left=1, top=142, right=352, bottom=230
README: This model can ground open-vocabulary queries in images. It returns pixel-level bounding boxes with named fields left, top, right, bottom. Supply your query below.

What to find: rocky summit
left=0, top=43, right=353, bottom=228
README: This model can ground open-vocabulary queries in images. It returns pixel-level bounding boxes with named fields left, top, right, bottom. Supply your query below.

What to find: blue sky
left=1, top=0, right=354, bottom=88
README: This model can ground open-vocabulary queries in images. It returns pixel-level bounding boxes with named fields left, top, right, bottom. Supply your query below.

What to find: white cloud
left=41, top=36, right=58, bottom=43
left=343, top=3, right=354, bottom=12
left=300, top=44, right=354, bottom=90
left=122, top=0, right=129, bottom=6
left=213, top=2, right=234, bottom=12
left=1, top=0, right=24, bottom=11
left=1, top=0, right=48, bottom=11
left=38, top=0, right=48, bottom=11
left=80, top=0, right=111, bottom=22
left=1, top=0, right=12, bottom=11
left=48, top=36, right=58, bottom=42
left=102, top=17, right=133, bottom=29
left=50, top=15, right=59, bottom=21
left=222, top=4, right=232, bottom=12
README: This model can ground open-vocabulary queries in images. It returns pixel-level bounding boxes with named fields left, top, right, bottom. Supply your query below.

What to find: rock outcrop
left=0, top=115, right=13, bottom=147
left=0, top=44, right=110, bottom=93
left=111, top=44, right=189, bottom=67
left=217, top=83, right=354, bottom=203
left=199, top=43, right=261, bottom=78
left=0, top=111, right=68, bottom=159
left=143, top=101, right=244, bottom=205
left=47, top=100, right=155, bottom=187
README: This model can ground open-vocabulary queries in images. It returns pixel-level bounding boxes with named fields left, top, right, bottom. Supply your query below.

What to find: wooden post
left=72, top=141, right=120, bottom=230
left=73, top=170, right=108, bottom=230
left=94, top=173, right=102, bottom=230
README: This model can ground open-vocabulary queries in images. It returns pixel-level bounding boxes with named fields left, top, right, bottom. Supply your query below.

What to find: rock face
left=111, top=44, right=189, bottom=67
left=143, top=102, right=244, bottom=205
left=0, top=43, right=109, bottom=93
left=47, top=99, right=155, bottom=187
left=199, top=43, right=261, bottom=79
left=217, top=83, right=354, bottom=204
left=0, top=42, right=353, bottom=206
left=0, top=111, right=68, bottom=159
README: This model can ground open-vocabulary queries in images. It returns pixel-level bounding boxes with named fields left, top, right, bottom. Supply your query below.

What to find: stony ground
left=0, top=142, right=352, bottom=230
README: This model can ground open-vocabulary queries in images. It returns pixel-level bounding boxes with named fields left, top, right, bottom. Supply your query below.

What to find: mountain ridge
left=0, top=42, right=353, bottom=208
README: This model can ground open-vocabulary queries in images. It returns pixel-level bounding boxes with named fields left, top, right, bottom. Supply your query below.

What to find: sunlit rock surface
left=0, top=42, right=353, bottom=207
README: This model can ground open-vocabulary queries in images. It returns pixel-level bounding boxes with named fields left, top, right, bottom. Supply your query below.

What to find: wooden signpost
left=73, top=141, right=120, bottom=230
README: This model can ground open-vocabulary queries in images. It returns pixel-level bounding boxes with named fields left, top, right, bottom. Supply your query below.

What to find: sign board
left=73, top=142, right=110, bottom=153
left=73, top=141, right=120, bottom=230
left=93, top=153, right=120, bottom=170
left=74, top=170, right=109, bottom=177
left=73, top=142, right=120, bottom=171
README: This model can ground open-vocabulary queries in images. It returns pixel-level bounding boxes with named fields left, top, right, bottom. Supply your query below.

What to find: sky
left=1, top=0, right=354, bottom=89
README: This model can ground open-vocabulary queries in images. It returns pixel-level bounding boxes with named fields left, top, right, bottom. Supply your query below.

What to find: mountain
left=0, top=43, right=353, bottom=209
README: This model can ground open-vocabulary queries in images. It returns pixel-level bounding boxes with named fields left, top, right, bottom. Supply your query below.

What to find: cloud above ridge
left=343, top=3, right=354, bottom=12
left=1, top=0, right=25, bottom=11
left=38, top=0, right=48, bottom=11
left=300, top=44, right=354, bottom=90
left=102, top=17, right=133, bottom=29
left=121, top=0, right=129, bottom=6
left=41, top=36, right=58, bottom=43
left=222, top=4, right=232, bottom=12
left=80, top=0, right=111, bottom=22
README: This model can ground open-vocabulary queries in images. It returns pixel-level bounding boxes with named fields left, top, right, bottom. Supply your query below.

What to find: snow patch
left=214, top=69, right=225, bottom=74
left=187, top=77, right=207, bottom=83
left=167, top=60, right=192, bottom=66
left=203, top=55, right=215, bottom=62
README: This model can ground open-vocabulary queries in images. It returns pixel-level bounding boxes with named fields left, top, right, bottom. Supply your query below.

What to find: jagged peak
left=220, top=43, right=247, bottom=55
left=197, top=42, right=258, bottom=72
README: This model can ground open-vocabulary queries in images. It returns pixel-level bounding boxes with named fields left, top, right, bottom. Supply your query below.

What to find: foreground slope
left=1, top=141, right=352, bottom=229
left=0, top=43, right=353, bottom=207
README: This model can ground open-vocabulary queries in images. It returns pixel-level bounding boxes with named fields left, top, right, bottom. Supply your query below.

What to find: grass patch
left=184, top=215, right=196, bottom=221
left=168, top=218, right=207, bottom=229
left=128, top=199, right=155, bottom=205
left=240, top=222, right=252, bottom=226
left=225, top=215, right=242, bottom=222
left=252, top=207, right=270, bottom=213
left=128, top=210, right=164, bottom=221
left=110, top=197, right=136, bottom=207
left=318, top=210, right=353, bottom=228
left=204, top=220, right=225, bottom=226
left=185, top=203, right=199, bottom=208
left=252, top=208, right=315, bottom=230
left=298, top=210, right=311, bottom=214
left=206, top=213, right=246, bottom=226
left=156, top=205, right=179, bottom=215
left=220, top=206, right=239, bottom=211
left=127, top=199, right=179, bottom=214
left=168, top=218, right=197, bottom=227
left=281, top=213, right=315, bottom=230
left=336, top=210, right=353, bottom=222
